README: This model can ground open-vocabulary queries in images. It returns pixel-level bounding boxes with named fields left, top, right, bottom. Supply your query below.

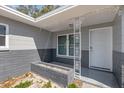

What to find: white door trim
left=89, top=26, right=113, bottom=72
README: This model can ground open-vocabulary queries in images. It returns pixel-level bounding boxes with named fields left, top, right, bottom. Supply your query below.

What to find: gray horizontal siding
left=37, top=49, right=52, bottom=62
left=0, top=15, right=52, bottom=50
left=51, top=49, right=89, bottom=67
left=113, top=51, right=122, bottom=87
left=81, top=50, right=89, bottom=67
left=0, top=15, right=53, bottom=82
left=121, top=52, right=124, bottom=87
left=113, top=51, right=124, bottom=87
left=0, top=49, right=52, bottom=82
left=51, top=49, right=73, bottom=65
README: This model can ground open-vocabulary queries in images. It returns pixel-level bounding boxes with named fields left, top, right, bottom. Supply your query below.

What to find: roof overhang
left=0, top=5, right=119, bottom=32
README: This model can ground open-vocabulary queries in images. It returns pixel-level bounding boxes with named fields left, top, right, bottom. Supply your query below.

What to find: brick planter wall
left=31, top=62, right=74, bottom=87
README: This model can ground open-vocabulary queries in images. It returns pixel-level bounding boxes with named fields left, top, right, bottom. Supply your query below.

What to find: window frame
left=0, top=23, right=9, bottom=50
left=57, top=33, right=78, bottom=58
left=57, top=34, right=67, bottom=56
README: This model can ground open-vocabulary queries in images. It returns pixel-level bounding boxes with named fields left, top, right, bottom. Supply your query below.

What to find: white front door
left=89, top=27, right=112, bottom=71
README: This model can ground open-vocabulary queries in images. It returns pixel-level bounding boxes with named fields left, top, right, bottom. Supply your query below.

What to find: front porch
left=31, top=62, right=119, bottom=88
left=54, top=62, right=119, bottom=87
left=54, top=62, right=119, bottom=88
left=32, top=6, right=120, bottom=87
left=81, top=67, right=119, bottom=88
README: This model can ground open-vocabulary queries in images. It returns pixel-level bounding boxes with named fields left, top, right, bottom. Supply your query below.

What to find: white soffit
left=0, top=5, right=76, bottom=28
left=49, top=6, right=119, bottom=32
left=0, top=5, right=119, bottom=32
left=0, top=5, right=34, bottom=21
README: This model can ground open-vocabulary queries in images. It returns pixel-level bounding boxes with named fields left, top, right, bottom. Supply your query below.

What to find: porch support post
left=73, top=17, right=82, bottom=79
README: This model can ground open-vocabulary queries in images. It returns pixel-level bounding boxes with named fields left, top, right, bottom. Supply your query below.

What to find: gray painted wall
left=113, top=13, right=122, bottom=87
left=52, top=22, right=113, bottom=50
left=121, top=9, right=124, bottom=87
left=51, top=22, right=113, bottom=68
left=0, top=16, right=52, bottom=50
left=0, top=15, right=52, bottom=82
left=113, top=6, right=124, bottom=87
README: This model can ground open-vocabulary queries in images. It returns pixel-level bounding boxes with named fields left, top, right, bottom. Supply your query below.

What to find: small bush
left=67, top=83, right=77, bottom=88
left=42, top=81, right=52, bottom=88
left=14, top=80, right=32, bottom=88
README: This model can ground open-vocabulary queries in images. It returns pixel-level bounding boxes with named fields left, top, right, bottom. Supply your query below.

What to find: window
left=0, top=23, right=9, bottom=50
left=58, top=35, right=67, bottom=55
left=69, top=34, right=74, bottom=56
left=57, top=33, right=78, bottom=57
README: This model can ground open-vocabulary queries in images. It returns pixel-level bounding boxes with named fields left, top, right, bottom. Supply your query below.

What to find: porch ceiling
left=46, top=5, right=119, bottom=32
left=0, top=5, right=119, bottom=32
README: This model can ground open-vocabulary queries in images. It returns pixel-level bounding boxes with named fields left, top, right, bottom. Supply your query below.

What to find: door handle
left=90, top=46, right=93, bottom=51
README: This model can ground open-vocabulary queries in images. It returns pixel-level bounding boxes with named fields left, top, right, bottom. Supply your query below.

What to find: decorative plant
left=14, top=80, right=32, bottom=88
left=42, top=81, right=52, bottom=88
left=67, top=83, right=78, bottom=88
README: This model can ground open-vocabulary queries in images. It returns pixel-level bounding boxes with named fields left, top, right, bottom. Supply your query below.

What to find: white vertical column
left=73, top=18, right=82, bottom=78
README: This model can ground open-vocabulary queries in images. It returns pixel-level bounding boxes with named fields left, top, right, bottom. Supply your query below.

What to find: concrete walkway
left=46, top=62, right=119, bottom=88
left=81, top=67, right=119, bottom=88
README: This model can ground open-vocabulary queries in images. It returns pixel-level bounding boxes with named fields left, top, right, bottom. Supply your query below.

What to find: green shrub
left=42, top=81, right=52, bottom=88
left=14, top=80, right=32, bottom=88
left=67, top=83, right=77, bottom=88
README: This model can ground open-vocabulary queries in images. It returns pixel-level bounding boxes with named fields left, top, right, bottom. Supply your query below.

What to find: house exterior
left=0, top=5, right=124, bottom=87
